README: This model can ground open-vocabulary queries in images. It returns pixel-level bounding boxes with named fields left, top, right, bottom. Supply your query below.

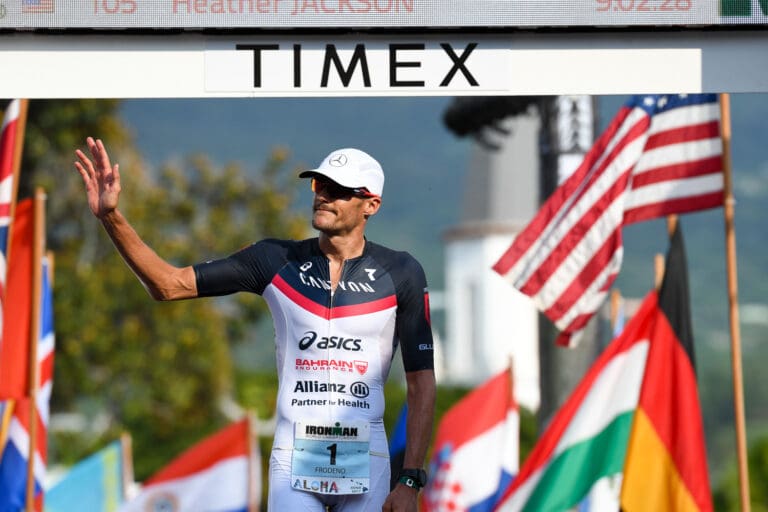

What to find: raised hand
left=75, top=137, right=121, bottom=218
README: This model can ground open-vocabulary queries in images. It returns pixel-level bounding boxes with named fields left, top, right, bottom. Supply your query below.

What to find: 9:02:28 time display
left=596, top=0, right=692, bottom=12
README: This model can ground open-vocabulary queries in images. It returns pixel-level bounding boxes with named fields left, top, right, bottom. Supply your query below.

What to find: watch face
left=402, top=469, right=427, bottom=486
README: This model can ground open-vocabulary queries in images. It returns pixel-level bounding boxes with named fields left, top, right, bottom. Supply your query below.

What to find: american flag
left=22, top=0, right=55, bottom=14
left=0, top=99, right=21, bottom=354
left=493, top=94, right=723, bottom=347
left=0, top=255, right=54, bottom=511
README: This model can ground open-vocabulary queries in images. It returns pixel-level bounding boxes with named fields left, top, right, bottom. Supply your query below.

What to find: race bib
left=292, top=420, right=370, bottom=495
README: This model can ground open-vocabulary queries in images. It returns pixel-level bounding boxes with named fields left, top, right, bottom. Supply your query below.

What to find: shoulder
left=238, top=238, right=314, bottom=258
left=366, top=241, right=426, bottom=281
left=366, top=241, right=418, bottom=264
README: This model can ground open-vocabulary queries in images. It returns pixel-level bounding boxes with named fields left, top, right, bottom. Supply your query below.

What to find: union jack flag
left=0, top=255, right=54, bottom=511
left=0, top=99, right=21, bottom=342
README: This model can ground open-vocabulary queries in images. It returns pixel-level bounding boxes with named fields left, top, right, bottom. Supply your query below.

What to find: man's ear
left=363, top=197, right=382, bottom=220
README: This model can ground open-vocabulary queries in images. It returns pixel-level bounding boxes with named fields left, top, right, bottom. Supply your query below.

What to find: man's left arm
left=382, top=368, right=436, bottom=512
left=383, top=253, right=436, bottom=511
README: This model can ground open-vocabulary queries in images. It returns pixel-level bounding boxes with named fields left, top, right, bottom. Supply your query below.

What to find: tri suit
left=193, top=237, right=434, bottom=510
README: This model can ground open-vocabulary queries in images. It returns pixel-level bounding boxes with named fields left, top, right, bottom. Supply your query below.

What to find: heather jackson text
left=171, top=0, right=414, bottom=15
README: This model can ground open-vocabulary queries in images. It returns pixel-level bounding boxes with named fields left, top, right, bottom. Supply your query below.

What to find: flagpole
left=0, top=402, right=14, bottom=452
left=653, top=254, right=665, bottom=290
left=120, top=432, right=135, bottom=503
left=507, top=355, right=515, bottom=391
left=24, top=188, right=45, bottom=512
left=246, top=412, right=258, bottom=512
left=719, top=92, right=751, bottom=512
left=653, top=215, right=680, bottom=289
left=609, top=289, right=621, bottom=329
left=0, top=99, right=29, bottom=454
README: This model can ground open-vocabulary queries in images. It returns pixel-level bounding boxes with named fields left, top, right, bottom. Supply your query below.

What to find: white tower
left=443, top=111, right=542, bottom=411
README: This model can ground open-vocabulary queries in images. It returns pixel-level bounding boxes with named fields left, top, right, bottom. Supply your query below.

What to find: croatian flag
left=421, top=368, right=518, bottom=512
left=119, top=419, right=258, bottom=512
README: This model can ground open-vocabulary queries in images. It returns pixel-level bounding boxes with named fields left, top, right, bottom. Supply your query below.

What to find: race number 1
left=292, top=420, right=370, bottom=494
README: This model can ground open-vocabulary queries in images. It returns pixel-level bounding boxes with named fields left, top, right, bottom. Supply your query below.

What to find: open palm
left=75, top=137, right=121, bottom=218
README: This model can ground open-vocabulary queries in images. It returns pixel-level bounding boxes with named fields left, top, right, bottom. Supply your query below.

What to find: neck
left=318, top=232, right=366, bottom=262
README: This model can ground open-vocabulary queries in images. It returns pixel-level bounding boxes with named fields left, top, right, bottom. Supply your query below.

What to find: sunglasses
left=311, top=177, right=377, bottom=199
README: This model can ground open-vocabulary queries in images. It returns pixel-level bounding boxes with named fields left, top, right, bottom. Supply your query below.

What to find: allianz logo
left=293, top=380, right=370, bottom=398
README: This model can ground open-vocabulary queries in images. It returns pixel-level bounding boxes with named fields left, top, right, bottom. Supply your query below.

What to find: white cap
left=299, top=148, right=384, bottom=197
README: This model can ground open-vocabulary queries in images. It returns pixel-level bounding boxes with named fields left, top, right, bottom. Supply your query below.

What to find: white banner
left=1, top=32, right=767, bottom=97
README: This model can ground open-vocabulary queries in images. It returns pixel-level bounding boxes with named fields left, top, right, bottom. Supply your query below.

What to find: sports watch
left=397, top=468, right=428, bottom=490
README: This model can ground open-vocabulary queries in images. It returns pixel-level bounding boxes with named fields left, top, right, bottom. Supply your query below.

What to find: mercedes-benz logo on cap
left=329, top=153, right=348, bottom=167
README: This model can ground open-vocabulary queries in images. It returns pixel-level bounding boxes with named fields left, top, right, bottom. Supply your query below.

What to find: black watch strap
left=398, top=468, right=427, bottom=490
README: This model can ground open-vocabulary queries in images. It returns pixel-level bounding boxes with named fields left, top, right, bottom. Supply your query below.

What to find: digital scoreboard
left=0, top=0, right=767, bottom=30
left=0, top=1, right=767, bottom=97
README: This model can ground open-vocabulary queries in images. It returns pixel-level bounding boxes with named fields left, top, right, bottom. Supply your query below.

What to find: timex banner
left=204, top=38, right=509, bottom=93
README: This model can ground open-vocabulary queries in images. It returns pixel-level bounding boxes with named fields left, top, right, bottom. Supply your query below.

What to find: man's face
left=310, top=177, right=380, bottom=235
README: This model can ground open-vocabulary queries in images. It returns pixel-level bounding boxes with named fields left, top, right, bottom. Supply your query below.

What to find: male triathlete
left=75, top=137, right=436, bottom=512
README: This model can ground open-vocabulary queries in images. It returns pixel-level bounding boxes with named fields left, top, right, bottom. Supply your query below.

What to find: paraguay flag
left=119, top=418, right=259, bottom=512
left=421, top=368, right=518, bottom=512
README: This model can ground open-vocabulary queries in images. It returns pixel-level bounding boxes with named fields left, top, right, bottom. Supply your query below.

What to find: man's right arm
left=99, top=209, right=198, bottom=301
left=75, top=137, right=197, bottom=301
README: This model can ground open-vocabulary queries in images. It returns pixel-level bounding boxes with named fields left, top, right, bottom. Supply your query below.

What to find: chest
left=286, top=256, right=394, bottom=309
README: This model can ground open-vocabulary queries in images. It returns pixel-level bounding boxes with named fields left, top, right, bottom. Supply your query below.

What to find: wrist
left=397, top=480, right=420, bottom=494
left=397, top=476, right=422, bottom=491
left=98, top=208, right=120, bottom=223
left=397, top=468, right=427, bottom=491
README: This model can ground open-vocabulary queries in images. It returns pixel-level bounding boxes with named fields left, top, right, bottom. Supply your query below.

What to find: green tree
left=714, top=434, right=768, bottom=511
left=18, top=100, right=307, bottom=478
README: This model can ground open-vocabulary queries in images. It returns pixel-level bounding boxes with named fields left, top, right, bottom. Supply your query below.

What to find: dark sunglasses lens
left=312, top=178, right=362, bottom=198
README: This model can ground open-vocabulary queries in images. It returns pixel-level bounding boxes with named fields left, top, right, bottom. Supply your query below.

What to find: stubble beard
left=312, top=209, right=339, bottom=235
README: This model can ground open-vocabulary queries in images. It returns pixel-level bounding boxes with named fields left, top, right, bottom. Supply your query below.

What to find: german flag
left=620, top=224, right=713, bottom=511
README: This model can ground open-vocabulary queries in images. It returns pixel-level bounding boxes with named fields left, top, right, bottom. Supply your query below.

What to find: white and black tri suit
left=193, top=238, right=434, bottom=500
